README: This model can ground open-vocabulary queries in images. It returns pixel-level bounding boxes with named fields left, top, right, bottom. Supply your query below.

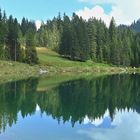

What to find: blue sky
left=0, top=0, right=111, bottom=21
left=0, top=0, right=139, bottom=26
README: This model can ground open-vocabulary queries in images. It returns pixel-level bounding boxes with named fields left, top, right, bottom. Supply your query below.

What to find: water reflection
left=78, top=109, right=140, bottom=140
left=0, top=74, right=140, bottom=136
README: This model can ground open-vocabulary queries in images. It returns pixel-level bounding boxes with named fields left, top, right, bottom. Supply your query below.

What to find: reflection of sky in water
left=79, top=109, right=140, bottom=140
left=0, top=107, right=140, bottom=140
left=83, top=109, right=112, bottom=127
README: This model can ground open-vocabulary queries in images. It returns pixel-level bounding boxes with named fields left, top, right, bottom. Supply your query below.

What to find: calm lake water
left=0, top=74, right=140, bottom=140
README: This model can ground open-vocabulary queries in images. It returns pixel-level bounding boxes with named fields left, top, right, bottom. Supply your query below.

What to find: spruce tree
left=25, top=22, right=38, bottom=64
left=87, top=18, right=97, bottom=61
left=109, top=17, right=120, bottom=65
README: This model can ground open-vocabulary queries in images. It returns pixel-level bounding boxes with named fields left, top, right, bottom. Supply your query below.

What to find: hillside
left=37, top=47, right=115, bottom=73
left=37, top=47, right=110, bottom=67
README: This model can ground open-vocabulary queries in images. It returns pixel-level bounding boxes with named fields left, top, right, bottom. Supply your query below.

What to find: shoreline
left=0, top=60, right=138, bottom=84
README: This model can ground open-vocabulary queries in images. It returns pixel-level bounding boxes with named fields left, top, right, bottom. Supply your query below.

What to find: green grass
left=37, top=47, right=140, bottom=75
left=37, top=47, right=114, bottom=74
left=0, top=60, right=39, bottom=83
left=0, top=47, right=136, bottom=84
left=37, top=47, right=110, bottom=68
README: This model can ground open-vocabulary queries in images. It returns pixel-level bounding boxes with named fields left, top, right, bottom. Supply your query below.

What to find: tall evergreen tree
left=25, top=25, right=38, bottom=64
left=87, top=18, right=97, bottom=61
left=6, top=16, right=22, bottom=61
left=0, top=9, right=7, bottom=59
left=109, top=17, right=120, bottom=65
left=59, top=14, right=72, bottom=58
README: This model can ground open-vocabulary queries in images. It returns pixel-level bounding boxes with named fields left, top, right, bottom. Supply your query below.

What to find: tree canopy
left=37, top=13, right=140, bottom=66
left=0, top=9, right=140, bottom=67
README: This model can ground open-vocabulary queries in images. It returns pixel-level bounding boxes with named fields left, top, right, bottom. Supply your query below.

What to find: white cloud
left=77, top=0, right=140, bottom=26
left=76, top=6, right=111, bottom=27
left=35, top=20, right=42, bottom=30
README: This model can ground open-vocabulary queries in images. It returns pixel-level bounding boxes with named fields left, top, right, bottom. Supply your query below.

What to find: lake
left=0, top=74, right=140, bottom=140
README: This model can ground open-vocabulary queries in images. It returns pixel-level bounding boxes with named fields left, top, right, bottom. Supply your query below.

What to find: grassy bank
left=0, top=47, right=138, bottom=83
left=0, top=60, right=39, bottom=83
left=37, top=47, right=137, bottom=74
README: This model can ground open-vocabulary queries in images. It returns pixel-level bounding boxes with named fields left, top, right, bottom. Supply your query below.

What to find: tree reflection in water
left=0, top=74, right=140, bottom=133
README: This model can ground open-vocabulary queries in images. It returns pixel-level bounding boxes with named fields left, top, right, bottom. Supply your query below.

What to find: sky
left=0, top=0, right=140, bottom=28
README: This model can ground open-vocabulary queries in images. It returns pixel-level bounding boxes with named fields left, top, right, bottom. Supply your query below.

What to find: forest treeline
left=0, top=9, right=140, bottom=66
left=0, top=10, right=38, bottom=64
left=37, top=13, right=140, bottom=67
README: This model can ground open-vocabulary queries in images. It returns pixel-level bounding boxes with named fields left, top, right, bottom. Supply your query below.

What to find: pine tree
left=96, top=20, right=106, bottom=62
left=71, top=13, right=80, bottom=60
left=0, top=9, right=5, bottom=59
left=59, top=14, right=72, bottom=58
left=109, top=17, right=120, bottom=65
left=6, top=16, right=22, bottom=61
left=25, top=22, right=38, bottom=64
left=87, top=18, right=97, bottom=61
